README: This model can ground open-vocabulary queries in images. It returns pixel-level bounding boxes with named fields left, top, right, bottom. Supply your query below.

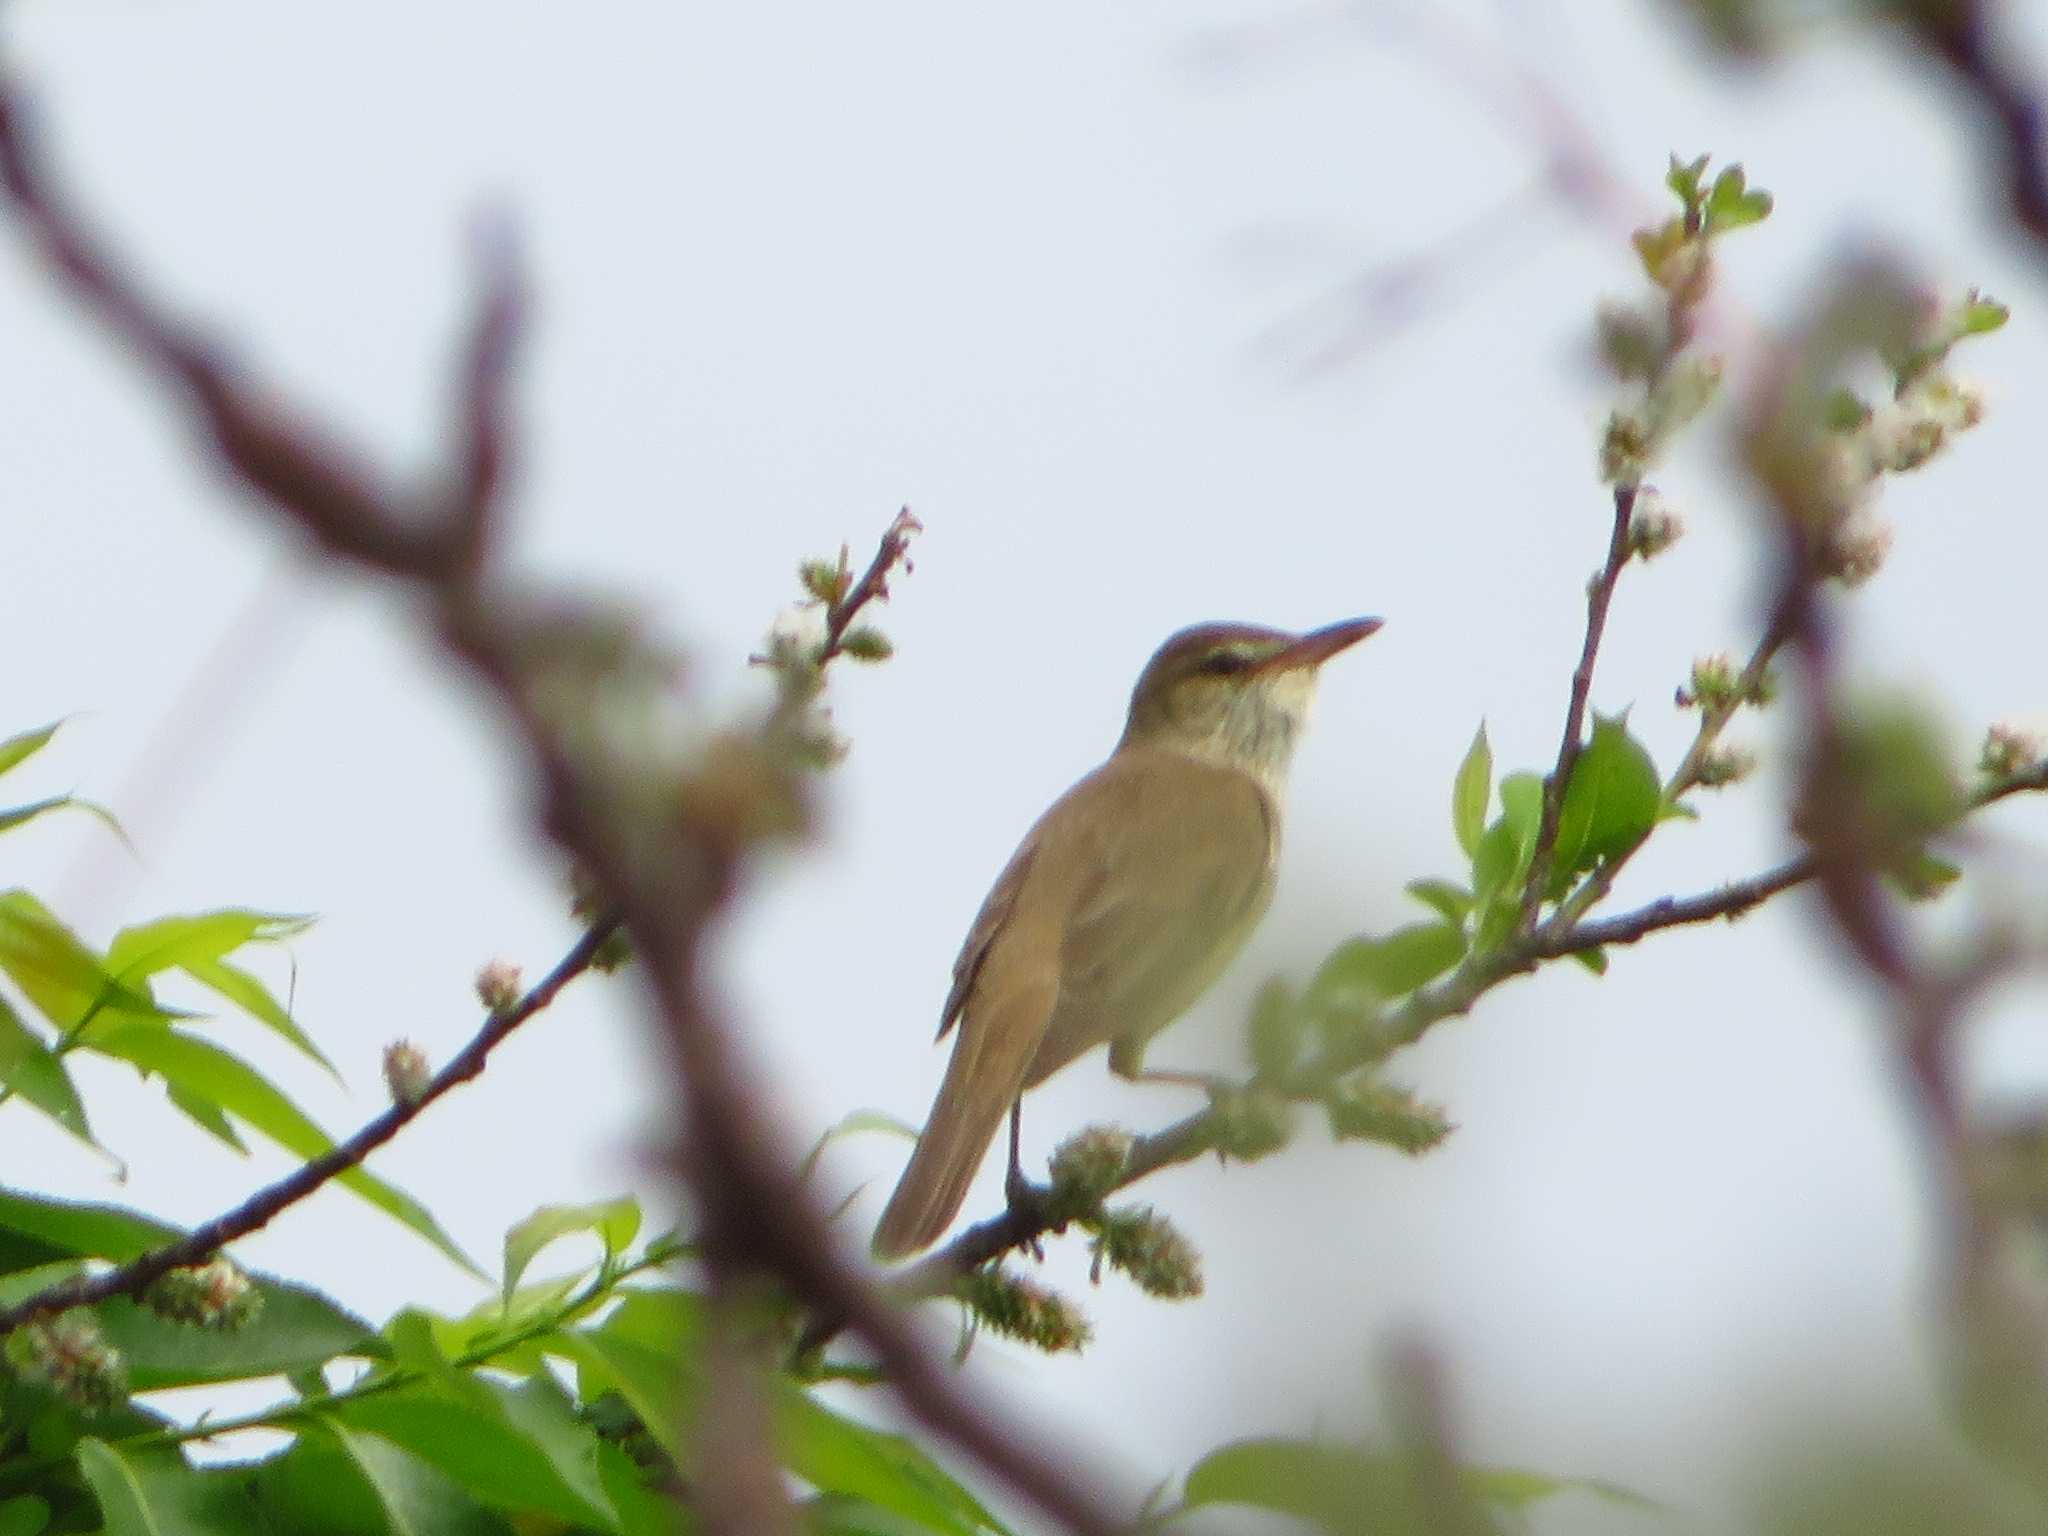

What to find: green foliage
left=1548, top=714, right=1663, bottom=892
left=1175, top=1436, right=1654, bottom=1533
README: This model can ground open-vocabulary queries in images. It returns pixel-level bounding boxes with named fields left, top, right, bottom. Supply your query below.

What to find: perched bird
left=871, top=617, right=1381, bottom=1259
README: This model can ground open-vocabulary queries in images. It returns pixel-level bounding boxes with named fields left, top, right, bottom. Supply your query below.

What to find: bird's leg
left=1110, top=1036, right=1231, bottom=1095
left=1003, top=1099, right=1031, bottom=1207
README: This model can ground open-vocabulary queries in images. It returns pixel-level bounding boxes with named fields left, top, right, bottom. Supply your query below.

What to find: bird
left=871, top=616, right=1381, bottom=1259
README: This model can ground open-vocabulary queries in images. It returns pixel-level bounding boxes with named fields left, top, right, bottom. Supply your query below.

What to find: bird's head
left=1118, top=617, right=1381, bottom=782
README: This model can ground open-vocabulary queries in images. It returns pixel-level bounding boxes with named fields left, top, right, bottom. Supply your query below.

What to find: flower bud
left=954, top=1266, right=1091, bottom=1354
left=1047, top=1127, right=1133, bottom=1218
left=383, top=1040, right=432, bottom=1108
left=474, top=959, right=523, bottom=1013
left=1981, top=722, right=2042, bottom=782
left=1087, top=1205, right=1203, bottom=1299
left=143, top=1258, right=262, bottom=1332
left=5, top=1310, right=127, bottom=1412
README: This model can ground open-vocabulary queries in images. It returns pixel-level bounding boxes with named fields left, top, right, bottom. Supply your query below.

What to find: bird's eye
left=1197, top=650, right=1252, bottom=676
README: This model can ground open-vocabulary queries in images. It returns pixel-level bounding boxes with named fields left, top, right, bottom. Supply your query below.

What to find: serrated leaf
left=0, top=723, right=61, bottom=781
left=1310, top=925, right=1464, bottom=1008
left=1549, top=715, right=1661, bottom=892
left=1403, top=879, right=1472, bottom=925
left=1451, top=725, right=1491, bottom=859
left=0, top=995, right=94, bottom=1146
left=502, top=1198, right=641, bottom=1306
left=84, top=1024, right=482, bottom=1279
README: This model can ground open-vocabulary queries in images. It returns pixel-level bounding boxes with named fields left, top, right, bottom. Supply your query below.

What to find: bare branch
left=0, top=916, right=621, bottom=1335
left=1518, top=485, right=1637, bottom=928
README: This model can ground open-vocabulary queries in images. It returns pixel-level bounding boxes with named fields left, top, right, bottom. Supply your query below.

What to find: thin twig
left=820, top=507, right=922, bottom=663
left=0, top=916, right=621, bottom=1334
left=0, top=85, right=1123, bottom=1536
left=1517, top=485, right=1637, bottom=928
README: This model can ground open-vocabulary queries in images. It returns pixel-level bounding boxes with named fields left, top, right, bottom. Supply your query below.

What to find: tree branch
left=0, top=916, right=621, bottom=1334
left=1518, top=484, right=1637, bottom=928
left=0, top=81, right=1124, bottom=1536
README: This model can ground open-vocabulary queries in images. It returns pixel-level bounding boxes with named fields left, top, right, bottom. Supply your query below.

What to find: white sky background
left=5, top=0, right=2048, bottom=1530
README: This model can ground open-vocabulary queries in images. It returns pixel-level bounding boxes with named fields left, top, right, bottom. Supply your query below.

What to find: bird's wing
left=1027, top=749, right=1277, bottom=1078
left=937, top=838, right=1037, bottom=1039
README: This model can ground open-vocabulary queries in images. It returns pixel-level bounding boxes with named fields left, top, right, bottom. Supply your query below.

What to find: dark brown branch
left=0, top=916, right=621, bottom=1334
left=1902, top=1, right=2048, bottom=255
left=0, top=84, right=1122, bottom=1536
left=1518, top=485, right=1637, bottom=927
left=820, top=507, right=921, bottom=663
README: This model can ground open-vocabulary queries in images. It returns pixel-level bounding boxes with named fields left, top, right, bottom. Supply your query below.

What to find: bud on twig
left=1981, top=722, right=2042, bottom=782
left=1047, top=1127, right=1133, bottom=1220
left=5, top=1310, right=127, bottom=1412
left=954, top=1266, right=1091, bottom=1354
left=143, top=1258, right=262, bottom=1331
left=474, top=959, right=523, bottom=1013
left=1086, top=1205, right=1203, bottom=1299
left=383, top=1040, right=432, bottom=1108
left=1325, top=1080, right=1453, bottom=1154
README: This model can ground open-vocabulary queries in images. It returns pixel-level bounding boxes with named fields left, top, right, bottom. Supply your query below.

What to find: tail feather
left=872, top=983, right=1048, bottom=1259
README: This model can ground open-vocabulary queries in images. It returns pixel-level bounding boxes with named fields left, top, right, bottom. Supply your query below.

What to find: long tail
left=872, top=987, right=1047, bottom=1260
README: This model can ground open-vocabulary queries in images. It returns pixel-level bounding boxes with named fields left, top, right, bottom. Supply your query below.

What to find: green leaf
left=0, top=891, right=175, bottom=1034
left=83, top=1024, right=483, bottom=1279
left=1181, top=1438, right=1657, bottom=1533
left=799, top=1109, right=918, bottom=1182
left=1571, top=947, right=1609, bottom=976
left=0, top=1188, right=179, bottom=1265
left=1705, top=163, right=1772, bottom=231
left=107, top=912, right=331, bottom=1076
left=1403, top=879, right=1472, bottom=925
left=98, top=1277, right=381, bottom=1391
left=502, top=1198, right=642, bottom=1306
left=1451, top=725, right=1491, bottom=859
left=0, top=795, right=125, bottom=843
left=332, top=1378, right=619, bottom=1531
left=1958, top=288, right=2009, bottom=336
left=74, top=1439, right=261, bottom=1536
left=316, top=1419, right=510, bottom=1536
left=0, top=1496, right=50, bottom=1536
left=0, top=722, right=61, bottom=781
left=547, top=1328, right=691, bottom=1460
left=1310, top=925, right=1464, bottom=1007
left=1549, top=715, right=1661, bottom=892
left=0, top=996, right=94, bottom=1146
left=1665, top=152, right=1709, bottom=207
left=106, top=909, right=312, bottom=979
left=777, top=1389, right=1008, bottom=1536
left=1471, top=772, right=1544, bottom=907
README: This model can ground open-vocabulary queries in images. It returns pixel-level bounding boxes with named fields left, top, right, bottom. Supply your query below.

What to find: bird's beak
left=1260, top=616, right=1383, bottom=673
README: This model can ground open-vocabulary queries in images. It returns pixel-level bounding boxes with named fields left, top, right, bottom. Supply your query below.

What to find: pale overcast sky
left=6, top=2, right=2048, bottom=1531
